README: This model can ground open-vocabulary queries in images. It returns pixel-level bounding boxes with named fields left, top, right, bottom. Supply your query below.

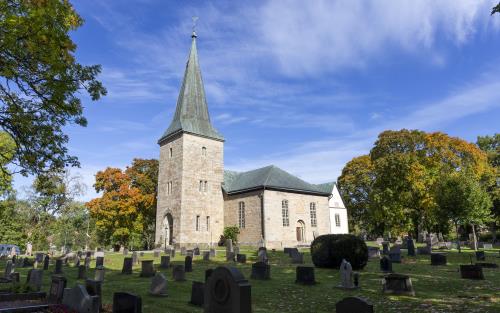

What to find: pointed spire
left=159, top=32, right=223, bottom=144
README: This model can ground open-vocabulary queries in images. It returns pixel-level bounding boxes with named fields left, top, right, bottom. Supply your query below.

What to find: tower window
left=204, top=180, right=208, bottom=192
left=238, top=202, right=245, bottom=228
left=169, top=147, right=173, bottom=158
left=335, top=214, right=341, bottom=227
left=206, top=216, right=210, bottom=231
left=202, top=146, right=207, bottom=156
left=282, top=200, right=289, bottom=227
left=310, top=202, right=317, bottom=227
left=196, top=215, right=200, bottom=231
left=199, top=180, right=203, bottom=192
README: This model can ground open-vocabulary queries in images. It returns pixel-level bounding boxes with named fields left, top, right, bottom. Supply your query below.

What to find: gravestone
left=209, top=249, right=216, bottom=257
left=407, top=238, right=416, bottom=256
left=48, top=275, right=67, bottom=304
left=185, top=256, right=193, bottom=272
left=113, top=292, right=142, bottom=313
left=388, top=251, right=401, bottom=263
left=483, top=243, right=493, bottom=249
left=226, top=239, right=233, bottom=254
left=140, top=260, right=155, bottom=277
left=160, top=256, right=170, bottom=269
left=132, top=251, right=139, bottom=265
left=475, top=262, right=498, bottom=268
left=205, top=269, right=214, bottom=282
left=226, top=252, right=235, bottom=262
left=96, top=256, right=104, bottom=268
left=153, top=250, right=160, bottom=258
left=460, top=265, right=484, bottom=280
left=54, top=259, right=63, bottom=274
left=170, top=248, right=176, bottom=258
left=431, top=253, right=447, bottom=266
left=382, top=242, right=390, bottom=255
left=86, top=279, right=103, bottom=310
left=9, top=272, right=19, bottom=283
left=189, top=281, right=204, bottom=306
left=336, top=297, right=374, bottom=313
left=204, top=266, right=251, bottom=313
left=251, top=262, right=271, bottom=280
left=149, top=273, right=168, bottom=296
left=95, top=267, right=105, bottom=282
left=186, top=250, right=194, bottom=258
left=380, top=256, right=392, bottom=272
left=203, top=251, right=210, bottom=261
left=35, top=253, right=44, bottom=263
left=180, top=247, right=187, bottom=256
left=4, top=260, right=13, bottom=278
left=288, top=248, right=299, bottom=257
left=193, top=247, right=200, bottom=256
left=284, top=247, right=292, bottom=255
left=62, top=284, right=99, bottom=313
left=295, top=266, right=316, bottom=285
left=234, top=246, right=240, bottom=256
left=417, top=246, right=431, bottom=255
left=27, top=269, right=43, bottom=291
left=78, top=265, right=87, bottom=279
left=123, top=248, right=129, bottom=256
left=367, top=247, right=380, bottom=258
left=139, top=252, right=144, bottom=257
left=83, top=257, right=90, bottom=269
left=338, top=259, right=355, bottom=289
left=382, top=273, right=415, bottom=296
left=291, top=251, right=303, bottom=264
left=476, top=251, right=486, bottom=261
left=122, top=258, right=133, bottom=274
left=172, top=265, right=186, bottom=281
left=257, top=249, right=268, bottom=263
left=236, top=254, right=247, bottom=264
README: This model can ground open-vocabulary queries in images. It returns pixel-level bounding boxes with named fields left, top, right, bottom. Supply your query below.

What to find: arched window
left=310, top=202, right=317, bottom=227
left=238, top=201, right=245, bottom=228
left=202, top=146, right=207, bottom=156
left=282, top=200, right=289, bottom=227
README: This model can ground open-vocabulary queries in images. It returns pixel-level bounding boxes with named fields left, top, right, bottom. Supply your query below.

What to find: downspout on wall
left=259, top=188, right=265, bottom=241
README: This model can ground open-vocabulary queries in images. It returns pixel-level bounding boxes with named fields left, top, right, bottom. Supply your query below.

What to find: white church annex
left=155, top=32, right=348, bottom=249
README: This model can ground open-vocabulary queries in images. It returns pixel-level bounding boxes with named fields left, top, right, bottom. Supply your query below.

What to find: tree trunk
left=472, top=224, right=478, bottom=251
left=455, top=222, right=461, bottom=253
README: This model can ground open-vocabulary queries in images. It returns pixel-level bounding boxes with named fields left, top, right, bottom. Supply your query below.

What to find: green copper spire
left=158, top=32, right=224, bottom=144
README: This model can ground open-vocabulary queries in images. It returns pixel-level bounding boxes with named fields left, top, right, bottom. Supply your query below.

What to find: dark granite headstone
left=430, top=253, right=447, bottom=266
left=139, top=260, right=155, bottom=277
left=380, top=256, right=392, bottom=272
left=417, top=246, right=431, bottom=255
left=62, top=284, right=99, bottom=313
left=122, top=257, right=133, bottom=275
left=4, top=260, right=13, bottom=278
left=160, top=256, right=170, bottom=269
left=96, top=256, right=104, bottom=268
left=193, top=247, right=200, bottom=256
left=460, top=265, right=484, bottom=280
left=77, top=265, right=86, bottom=279
left=388, top=251, right=401, bottom=263
left=226, top=252, right=235, bottom=262
left=189, top=281, right=204, bottom=306
left=291, top=251, right=304, bottom=264
left=48, top=275, right=67, bottom=304
left=204, top=266, right=251, bottom=313
left=43, top=255, right=50, bottom=270
left=295, top=266, right=315, bottom=285
left=382, top=242, right=390, bottom=255
left=172, top=265, right=186, bottom=281
left=112, top=292, right=142, bottom=313
left=476, top=251, right=485, bottom=261
left=336, top=297, right=374, bottom=313
left=85, top=279, right=103, bottom=310
left=185, top=256, right=193, bottom=272
left=250, top=262, right=270, bottom=280
left=205, top=269, right=214, bottom=282
left=382, top=273, right=415, bottom=296
left=407, top=238, right=415, bottom=256
left=236, top=254, right=247, bottom=264
left=27, top=269, right=43, bottom=291
left=475, top=262, right=498, bottom=268
left=203, top=251, right=210, bottom=261
left=284, top=247, right=292, bottom=255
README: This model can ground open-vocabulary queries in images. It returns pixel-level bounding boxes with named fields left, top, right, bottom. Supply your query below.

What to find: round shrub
left=310, top=234, right=368, bottom=270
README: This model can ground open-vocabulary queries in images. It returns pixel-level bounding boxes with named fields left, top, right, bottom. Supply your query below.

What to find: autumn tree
left=87, top=159, right=158, bottom=249
left=0, top=0, right=106, bottom=177
left=493, top=2, right=500, bottom=15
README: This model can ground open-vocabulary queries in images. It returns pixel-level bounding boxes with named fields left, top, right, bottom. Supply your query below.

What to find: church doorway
left=163, top=213, right=173, bottom=247
left=296, top=220, right=305, bottom=242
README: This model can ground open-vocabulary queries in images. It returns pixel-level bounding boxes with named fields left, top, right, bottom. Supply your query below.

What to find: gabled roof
left=158, top=32, right=223, bottom=145
left=223, top=165, right=330, bottom=196
left=313, top=182, right=336, bottom=194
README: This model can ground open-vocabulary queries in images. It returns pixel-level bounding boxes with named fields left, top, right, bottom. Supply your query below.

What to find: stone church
left=155, top=32, right=348, bottom=249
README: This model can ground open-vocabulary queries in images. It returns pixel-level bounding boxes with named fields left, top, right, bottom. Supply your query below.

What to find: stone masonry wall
left=223, top=190, right=263, bottom=245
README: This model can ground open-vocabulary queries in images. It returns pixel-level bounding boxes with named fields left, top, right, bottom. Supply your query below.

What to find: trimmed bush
left=310, top=234, right=368, bottom=270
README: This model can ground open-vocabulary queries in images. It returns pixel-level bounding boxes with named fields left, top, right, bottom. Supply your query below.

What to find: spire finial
left=192, top=16, right=199, bottom=38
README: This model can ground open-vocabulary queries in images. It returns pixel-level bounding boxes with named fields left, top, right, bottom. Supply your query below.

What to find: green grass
left=2, top=244, right=500, bottom=313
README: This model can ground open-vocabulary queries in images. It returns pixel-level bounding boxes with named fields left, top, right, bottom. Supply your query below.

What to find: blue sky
left=14, top=0, right=500, bottom=200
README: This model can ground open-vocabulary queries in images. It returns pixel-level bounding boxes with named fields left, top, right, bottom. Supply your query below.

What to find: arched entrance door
left=296, top=220, right=306, bottom=242
left=163, top=213, right=173, bottom=247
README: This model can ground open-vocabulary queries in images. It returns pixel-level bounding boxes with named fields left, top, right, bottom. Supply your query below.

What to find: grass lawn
left=2, top=244, right=500, bottom=313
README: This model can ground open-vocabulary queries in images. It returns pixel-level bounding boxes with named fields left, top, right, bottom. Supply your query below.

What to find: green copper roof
left=313, top=182, right=335, bottom=194
left=223, top=165, right=330, bottom=196
left=158, top=32, right=223, bottom=144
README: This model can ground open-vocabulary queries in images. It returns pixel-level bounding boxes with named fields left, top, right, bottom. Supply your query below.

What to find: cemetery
left=1, top=238, right=499, bottom=312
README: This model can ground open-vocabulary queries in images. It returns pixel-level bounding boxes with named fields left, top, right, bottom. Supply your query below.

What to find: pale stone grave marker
left=150, top=273, right=168, bottom=297
left=62, top=284, right=99, bottom=313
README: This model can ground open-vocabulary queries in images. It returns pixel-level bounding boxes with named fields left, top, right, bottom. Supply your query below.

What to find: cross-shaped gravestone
left=149, top=273, right=168, bottom=297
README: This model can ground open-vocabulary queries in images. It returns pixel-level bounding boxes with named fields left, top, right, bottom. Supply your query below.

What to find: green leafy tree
left=222, top=226, right=240, bottom=244
left=492, top=2, right=500, bottom=15
left=0, top=0, right=106, bottom=177
left=0, top=194, right=28, bottom=246
left=0, top=131, right=15, bottom=194
left=435, top=171, right=492, bottom=251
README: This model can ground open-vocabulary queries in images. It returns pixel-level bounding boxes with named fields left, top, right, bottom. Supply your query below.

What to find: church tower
left=155, top=31, right=224, bottom=248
